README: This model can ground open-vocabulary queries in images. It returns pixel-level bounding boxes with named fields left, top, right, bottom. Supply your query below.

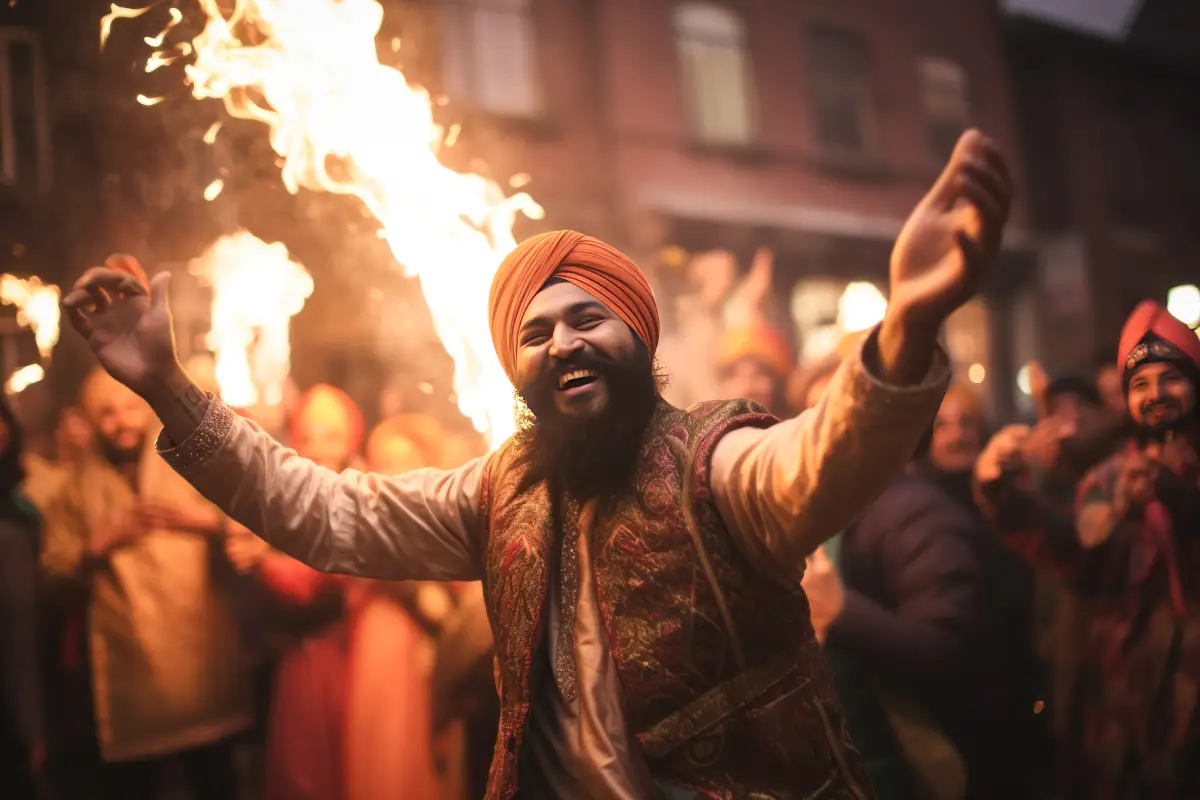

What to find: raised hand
left=61, top=255, right=179, bottom=397
left=974, top=424, right=1031, bottom=486
left=889, top=130, right=1013, bottom=335
left=1114, top=452, right=1158, bottom=519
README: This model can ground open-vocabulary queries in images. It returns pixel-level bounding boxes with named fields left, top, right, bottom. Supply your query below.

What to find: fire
left=105, top=0, right=543, bottom=448
left=0, top=274, right=61, bottom=359
left=190, top=231, right=313, bottom=408
left=100, top=3, right=151, bottom=50
left=6, top=364, right=44, bottom=395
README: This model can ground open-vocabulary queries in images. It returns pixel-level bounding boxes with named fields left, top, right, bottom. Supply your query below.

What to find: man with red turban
left=65, top=130, right=1013, bottom=799
left=977, top=300, right=1200, bottom=798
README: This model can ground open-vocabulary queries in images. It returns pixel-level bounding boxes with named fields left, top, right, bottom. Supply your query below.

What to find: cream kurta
left=158, top=329, right=949, bottom=798
left=40, top=442, right=253, bottom=762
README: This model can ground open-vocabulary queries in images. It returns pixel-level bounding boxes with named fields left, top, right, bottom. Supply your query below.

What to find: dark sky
left=1002, top=0, right=1143, bottom=39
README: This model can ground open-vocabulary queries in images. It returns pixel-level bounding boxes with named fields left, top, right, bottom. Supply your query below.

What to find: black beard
left=516, top=344, right=658, bottom=500
left=99, top=432, right=145, bottom=467
left=1133, top=399, right=1197, bottom=446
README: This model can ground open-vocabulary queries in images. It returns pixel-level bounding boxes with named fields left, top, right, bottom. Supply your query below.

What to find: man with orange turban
left=66, top=130, right=1014, bottom=799
left=715, top=320, right=795, bottom=415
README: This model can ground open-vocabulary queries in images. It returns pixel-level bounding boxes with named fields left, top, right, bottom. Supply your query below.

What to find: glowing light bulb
left=1166, top=284, right=1200, bottom=330
left=1016, top=364, right=1032, bottom=395
left=838, top=282, right=887, bottom=333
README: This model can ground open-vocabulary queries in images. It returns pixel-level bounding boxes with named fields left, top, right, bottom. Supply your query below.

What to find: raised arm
left=152, top=396, right=484, bottom=581
left=712, top=129, right=1011, bottom=573
left=712, top=328, right=949, bottom=569
left=61, top=257, right=484, bottom=583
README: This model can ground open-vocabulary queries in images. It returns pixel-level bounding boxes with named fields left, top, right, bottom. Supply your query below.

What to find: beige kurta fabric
left=40, top=439, right=252, bottom=762
left=22, top=453, right=69, bottom=515
left=159, top=328, right=949, bottom=797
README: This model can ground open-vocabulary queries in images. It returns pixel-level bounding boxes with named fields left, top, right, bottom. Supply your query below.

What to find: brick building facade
left=1006, top=9, right=1200, bottom=372
left=0, top=0, right=1195, bottom=431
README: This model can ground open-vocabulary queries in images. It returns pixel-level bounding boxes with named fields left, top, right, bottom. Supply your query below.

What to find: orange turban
left=488, top=230, right=659, bottom=384
left=716, top=322, right=795, bottom=379
left=1118, top=300, right=1200, bottom=379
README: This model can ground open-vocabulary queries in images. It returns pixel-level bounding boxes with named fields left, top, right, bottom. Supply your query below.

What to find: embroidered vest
left=478, top=398, right=875, bottom=800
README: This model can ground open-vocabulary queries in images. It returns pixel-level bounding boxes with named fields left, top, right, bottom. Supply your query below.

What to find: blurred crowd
left=1, top=245, right=1198, bottom=800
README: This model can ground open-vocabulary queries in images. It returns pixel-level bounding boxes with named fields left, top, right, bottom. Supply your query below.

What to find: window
left=806, top=26, right=876, bottom=159
left=790, top=279, right=887, bottom=363
left=439, top=0, right=542, bottom=118
left=919, top=56, right=971, bottom=164
left=674, top=3, right=754, bottom=146
left=0, top=28, right=50, bottom=194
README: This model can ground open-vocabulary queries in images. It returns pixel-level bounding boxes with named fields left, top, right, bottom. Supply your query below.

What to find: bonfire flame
left=191, top=231, right=313, bottom=408
left=106, top=0, right=543, bottom=448
left=0, top=274, right=61, bottom=359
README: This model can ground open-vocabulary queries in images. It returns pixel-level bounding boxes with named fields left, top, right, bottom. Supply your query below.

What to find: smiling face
left=930, top=389, right=985, bottom=474
left=1127, top=361, right=1196, bottom=436
left=513, top=280, right=658, bottom=496
left=515, top=281, right=641, bottom=420
left=82, top=370, right=151, bottom=465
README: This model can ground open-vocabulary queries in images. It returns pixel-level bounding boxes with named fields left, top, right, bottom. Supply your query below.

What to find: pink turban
left=488, top=231, right=659, bottom=384
left=1118, top=300, right=1200, bottom=380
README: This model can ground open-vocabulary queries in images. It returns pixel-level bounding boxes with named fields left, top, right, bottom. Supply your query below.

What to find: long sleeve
left=826, top=493, right=981, bottom=685
left=710, top=326, right=950, bottom=574
left=0, top=522, right=44, bottom=746
left=157, top=399, right=485, bottom=582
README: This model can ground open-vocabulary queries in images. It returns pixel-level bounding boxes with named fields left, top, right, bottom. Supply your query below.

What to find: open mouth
left=558, top=369, right=599, bottom=391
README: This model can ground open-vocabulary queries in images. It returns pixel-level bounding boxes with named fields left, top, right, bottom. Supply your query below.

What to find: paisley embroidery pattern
left=479, top=399, right=876, bottom=800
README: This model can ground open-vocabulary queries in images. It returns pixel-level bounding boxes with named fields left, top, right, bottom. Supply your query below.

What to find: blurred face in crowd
left=294, top=415, right=355, bottom=472
left=83, top=371, right=151, bottom=465
left=718, top=358, right=779, bottom=412
left=1044, top=389, right=1109, bottom=472
left=368, top=434, right=427, bottom=476
left=1095, top=363, right=1125, bottom=418
left=55, top=407, right=93, bottom=462
left=292, top=386, right=362, bottom=472
left=1127, top=361, right=1195, bottom=436
left=1047, top=391, right=1102, bottom=439
left=930, top=389, right=985, bottom=474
